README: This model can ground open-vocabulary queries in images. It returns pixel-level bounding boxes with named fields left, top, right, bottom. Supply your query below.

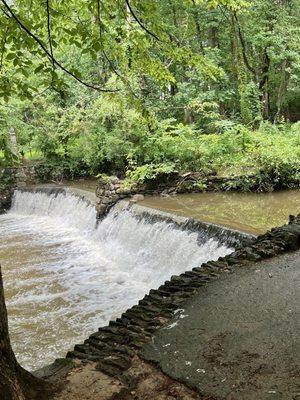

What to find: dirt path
left=50, top=356, right=211, bottom=400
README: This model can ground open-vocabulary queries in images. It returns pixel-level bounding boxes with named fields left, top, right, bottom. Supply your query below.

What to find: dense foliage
left=0, top=0, right=299, bottom=189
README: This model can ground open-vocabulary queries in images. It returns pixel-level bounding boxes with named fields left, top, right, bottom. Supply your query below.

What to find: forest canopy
left=0, top=0, right=300, bottom=188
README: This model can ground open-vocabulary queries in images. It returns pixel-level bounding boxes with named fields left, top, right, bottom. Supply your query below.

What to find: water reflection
left=140, top=190, right=300, bottom=235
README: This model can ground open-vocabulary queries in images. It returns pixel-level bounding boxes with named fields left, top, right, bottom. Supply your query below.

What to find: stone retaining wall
left=0, top=187, right=13, bottom=214
left=5, top=165, right=37, bottom=186
left=95, top=174, right=210, bottom=218
left=65, top=213, right=300, bottom=378
left=95, top=173, right=265, bottom=218
left=0, top=168, right=15, bottom=213
left=95, top=176, right=135, bottom=217
left=0, top=164, right=39, bottom=213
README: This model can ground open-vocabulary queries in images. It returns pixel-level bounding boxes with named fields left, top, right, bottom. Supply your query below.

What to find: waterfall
left=1, top=189, right=233, bottom=370
left=9, top=189, right=233, bottom=281
left=11, top=189, right=98, bottom=231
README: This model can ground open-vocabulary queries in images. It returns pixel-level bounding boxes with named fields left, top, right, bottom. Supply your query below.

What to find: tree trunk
left=191, top=0, right=204, bottom=54
left=0, top=266, right=25, bottom=399
left=274, top=59, right=291, bottom=123
left=258, top=50, right=271, bottom=119
left=0, top=266, right=48, bottom=400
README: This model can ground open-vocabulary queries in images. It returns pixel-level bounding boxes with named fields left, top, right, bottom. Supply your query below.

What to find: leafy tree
left=0, top=1, right=299, bottom=396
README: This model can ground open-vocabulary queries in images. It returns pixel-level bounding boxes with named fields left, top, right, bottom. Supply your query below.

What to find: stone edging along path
left=63, top=214, right=300, bottom=379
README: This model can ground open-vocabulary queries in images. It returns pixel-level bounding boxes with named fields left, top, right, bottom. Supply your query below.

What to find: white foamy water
left=0, top=190, right=232, bottom=370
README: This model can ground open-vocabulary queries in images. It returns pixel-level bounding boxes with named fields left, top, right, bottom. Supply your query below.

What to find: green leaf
left=34, top=65, right=44, bottom=73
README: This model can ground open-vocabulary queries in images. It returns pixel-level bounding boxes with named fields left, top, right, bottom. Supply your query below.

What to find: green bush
left=2, top=92, right=300, bottom=191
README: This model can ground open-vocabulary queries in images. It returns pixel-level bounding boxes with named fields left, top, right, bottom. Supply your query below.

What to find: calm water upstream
left=0, top=189, right=231, bottom=371
left=140, top=190, right=300, bottom=235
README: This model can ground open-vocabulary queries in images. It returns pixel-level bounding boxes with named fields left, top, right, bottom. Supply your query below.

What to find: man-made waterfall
left=0, top=189, right=235, bottom=370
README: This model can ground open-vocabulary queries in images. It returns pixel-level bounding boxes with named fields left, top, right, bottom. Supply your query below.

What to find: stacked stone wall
left=95, top=176, right=141, bottom=217
left=0, top=188, right=13, bottom=213
left=0, top=168, right=15, bottom=213
left=0, top=165, right=39, bottom=213
left=95, top=173, right=264, bottom=218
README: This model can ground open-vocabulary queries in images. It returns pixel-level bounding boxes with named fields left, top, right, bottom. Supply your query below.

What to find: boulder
left=109, top=176, right=120, bottom=184
left=130, top=194, right=145, bottom=203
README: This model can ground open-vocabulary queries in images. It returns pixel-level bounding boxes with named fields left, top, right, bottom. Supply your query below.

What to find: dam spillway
left=0, top=189, right=247, bottom=370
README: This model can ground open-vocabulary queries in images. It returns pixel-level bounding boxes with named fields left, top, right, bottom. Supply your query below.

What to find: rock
left=131, top=194, right=144, bottom=203
left=110, top=195, right=118, bottom=203
left=17, top=181, right=26, bottom=188
left=119, top=187, right=131, bottom=195
left=97, top=204, right=107, bottom=214
left=109, top=176, right=119, bottom=184
left=289, top=215, right=295, bottom=223
left=278, top=224, right=300, bottom=250
left=96, top=189, right=104, bottom=196
left=101, top=197, right=111, bottom=205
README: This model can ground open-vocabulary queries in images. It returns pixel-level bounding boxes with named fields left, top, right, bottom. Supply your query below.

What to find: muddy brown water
left=140, top=190, right=300, bottom=235
left=0, top=187, right=232, bottom=371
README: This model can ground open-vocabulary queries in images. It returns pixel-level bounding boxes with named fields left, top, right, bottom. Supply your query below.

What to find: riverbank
left=1, top=164, right=299, bottom=218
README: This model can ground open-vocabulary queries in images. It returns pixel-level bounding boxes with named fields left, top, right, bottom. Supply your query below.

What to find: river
left=0, top=189, right=232, bottom=370
left=140, top=190, right=300, bottom=235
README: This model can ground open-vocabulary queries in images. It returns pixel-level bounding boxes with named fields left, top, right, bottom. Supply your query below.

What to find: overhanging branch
left=0, top=0, right=119, bottom=92
left=96, top=0, right=138, bottom=98
left=125, top=0, right=160, bottom=41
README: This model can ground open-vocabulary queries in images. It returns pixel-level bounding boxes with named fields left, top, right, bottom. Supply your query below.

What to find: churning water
left=0, top=190, right=232, bottom=370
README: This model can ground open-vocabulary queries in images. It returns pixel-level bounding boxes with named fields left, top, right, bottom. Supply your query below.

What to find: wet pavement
left=142, top=251, right=300, bottom=400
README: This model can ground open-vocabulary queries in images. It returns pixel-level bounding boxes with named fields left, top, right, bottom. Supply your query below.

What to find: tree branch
left=233, top=12, right=256, bottom=77
left=125, top=0, right=160, bottom=41
left=0, top=0, right=119, bottom=92
left=46, top=0, right=55, bottom=70
left=95, top=0, right=138, bottom=98
left=191, top=0, right=205, bottom=54
left=96, top=0, right=122, bottom=79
